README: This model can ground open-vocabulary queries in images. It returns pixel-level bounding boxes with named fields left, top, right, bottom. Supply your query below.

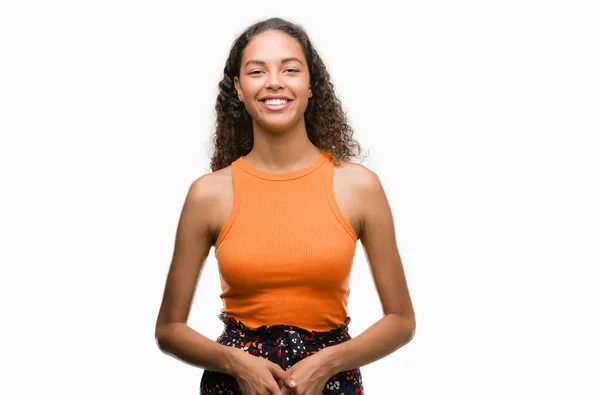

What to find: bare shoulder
left=188, top=165, right=232, bottom=202
left=332, top=158, right=384, bottom=240
left=187, top=165, right=234, bottom=244
left=333, top=158, right=383, bottom=194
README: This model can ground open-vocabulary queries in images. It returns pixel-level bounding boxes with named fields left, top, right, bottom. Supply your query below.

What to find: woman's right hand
left=229, top=347, right=293, bottom=395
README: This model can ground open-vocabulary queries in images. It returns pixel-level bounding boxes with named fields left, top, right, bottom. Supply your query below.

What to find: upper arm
left=155, top=175, right=216, bottom=336
left=358, top=167, right=415, bottom=322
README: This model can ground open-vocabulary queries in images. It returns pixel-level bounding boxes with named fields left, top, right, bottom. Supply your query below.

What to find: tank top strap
left=323, top=157, right=358, bottom=243
left=214, top=159, right=243, bottom=250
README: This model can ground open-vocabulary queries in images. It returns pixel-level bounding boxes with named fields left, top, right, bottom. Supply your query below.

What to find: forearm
left=156, top=322, right=239, bottom=375
left=323, top=313, right=415, bottom=374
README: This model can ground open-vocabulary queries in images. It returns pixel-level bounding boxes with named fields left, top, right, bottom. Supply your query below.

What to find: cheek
left=290, top=78, right=310, bottom=94
left=241, top=80, right=262, bottom=96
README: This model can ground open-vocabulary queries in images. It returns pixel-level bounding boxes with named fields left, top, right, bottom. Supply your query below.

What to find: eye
left=248, top=69, right=299, bottom=75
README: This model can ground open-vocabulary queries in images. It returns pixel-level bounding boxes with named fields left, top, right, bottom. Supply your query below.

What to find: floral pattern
left=200, top=314, right=364, bottom=394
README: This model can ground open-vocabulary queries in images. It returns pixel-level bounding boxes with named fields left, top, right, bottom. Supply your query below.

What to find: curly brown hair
left=209, top=17, right=365, bottom=172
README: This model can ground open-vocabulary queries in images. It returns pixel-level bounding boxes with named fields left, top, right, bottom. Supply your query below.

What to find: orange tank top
left=214, top=150, right=358, bottom=331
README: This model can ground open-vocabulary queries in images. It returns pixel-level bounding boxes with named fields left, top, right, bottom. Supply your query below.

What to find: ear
left=233, top=76, right=242, bottom=100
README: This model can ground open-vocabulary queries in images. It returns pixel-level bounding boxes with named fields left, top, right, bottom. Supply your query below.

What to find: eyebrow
left=243, top=57, right=304, bottom=68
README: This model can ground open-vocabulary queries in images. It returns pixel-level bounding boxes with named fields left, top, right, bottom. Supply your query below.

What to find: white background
left=1, top=0, right=599, bottom=394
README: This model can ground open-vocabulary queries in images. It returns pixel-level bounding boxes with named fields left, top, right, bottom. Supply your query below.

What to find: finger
left=268, top=363, right=297, bottom=391
left=268, top=364, right=292, bottom=385
left=268, top=383, right=283, bottom=395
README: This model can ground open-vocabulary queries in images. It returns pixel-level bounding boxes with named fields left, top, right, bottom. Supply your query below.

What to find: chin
left=263, top=124, right=291, bottom=134
left=255, top=120, right=292, bottom=133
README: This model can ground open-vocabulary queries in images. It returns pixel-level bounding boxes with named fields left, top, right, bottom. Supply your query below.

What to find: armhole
left=325, top=161, right=358, bottom=244
left=215, top=162, right=241, bottom=251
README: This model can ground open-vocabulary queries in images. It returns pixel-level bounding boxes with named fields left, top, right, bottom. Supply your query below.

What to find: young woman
left=155, top=17, right=416, bottom=395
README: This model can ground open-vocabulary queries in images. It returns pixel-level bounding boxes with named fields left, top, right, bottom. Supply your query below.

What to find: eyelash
left=249, top=69, right=300, bottom=75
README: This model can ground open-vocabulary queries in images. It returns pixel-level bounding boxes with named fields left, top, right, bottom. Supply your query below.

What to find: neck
left=246, top=119, right=321, bottom=172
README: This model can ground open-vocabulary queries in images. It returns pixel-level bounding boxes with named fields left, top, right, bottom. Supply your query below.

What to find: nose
left=265, top=71, right=284, bottom=90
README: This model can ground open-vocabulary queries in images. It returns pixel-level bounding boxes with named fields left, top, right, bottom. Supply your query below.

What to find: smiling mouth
left=259, top=99, right=293, bottom=111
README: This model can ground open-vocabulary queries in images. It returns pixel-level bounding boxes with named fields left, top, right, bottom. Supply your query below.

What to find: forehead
left=242, top=30, right=305, bottom=64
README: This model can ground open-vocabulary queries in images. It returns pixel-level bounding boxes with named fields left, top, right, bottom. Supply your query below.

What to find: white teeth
left=264, top=99, right=288, bottom=105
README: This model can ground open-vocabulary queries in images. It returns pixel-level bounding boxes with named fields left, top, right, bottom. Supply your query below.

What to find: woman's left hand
left=278, top=350, right=335, bottom=395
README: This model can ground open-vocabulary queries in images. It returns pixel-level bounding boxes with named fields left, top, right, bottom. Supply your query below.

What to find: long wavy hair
left=209, top=17, right=365, bottom=172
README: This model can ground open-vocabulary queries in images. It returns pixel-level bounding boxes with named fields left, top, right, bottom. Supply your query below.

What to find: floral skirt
left=200, top=313, right=364, bottom=394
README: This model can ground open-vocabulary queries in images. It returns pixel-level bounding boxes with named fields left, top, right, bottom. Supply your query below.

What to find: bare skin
left=156, top=29, right=416, bottom=395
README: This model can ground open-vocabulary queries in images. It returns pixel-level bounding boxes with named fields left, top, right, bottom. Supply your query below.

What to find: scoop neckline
left=237, top=151, right=329, bottom=181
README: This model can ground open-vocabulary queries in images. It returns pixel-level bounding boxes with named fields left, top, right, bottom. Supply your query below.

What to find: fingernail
left=289, top=379, right=296, bottom=386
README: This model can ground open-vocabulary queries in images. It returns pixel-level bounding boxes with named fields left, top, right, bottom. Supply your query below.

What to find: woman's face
left=234, top=30, right=311, bottom=133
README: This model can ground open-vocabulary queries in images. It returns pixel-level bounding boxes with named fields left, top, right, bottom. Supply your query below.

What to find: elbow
left=155, top=321, right=185, bottom=351
left=155, top=323, right=169, bottom=351
left=406, top=324, right=416, bottom=344
left=392, top=312, right=416, bottom=346
left=404, top=313, right=416, bottom=344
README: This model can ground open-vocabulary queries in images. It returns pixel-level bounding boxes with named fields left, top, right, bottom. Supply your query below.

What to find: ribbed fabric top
left=214, top=151, right=358, bottom=331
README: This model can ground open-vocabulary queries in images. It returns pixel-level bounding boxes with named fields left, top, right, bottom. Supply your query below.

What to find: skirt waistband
left=214, top=314, right=355, bottom=372
left=218, top=313, right=351, bottom=341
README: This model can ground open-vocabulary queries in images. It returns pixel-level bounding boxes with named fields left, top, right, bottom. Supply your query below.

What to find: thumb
left=269, top=364, right=296, bottom=388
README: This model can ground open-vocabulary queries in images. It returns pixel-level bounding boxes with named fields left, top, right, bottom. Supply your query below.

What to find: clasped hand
left=232, top=347, right=334, bottom=395
left=278, top=350, right=334, bottom=395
